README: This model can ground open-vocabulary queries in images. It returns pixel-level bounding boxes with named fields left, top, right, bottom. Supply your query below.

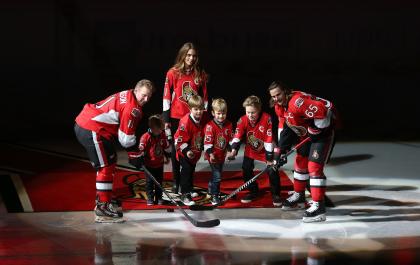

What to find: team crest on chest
left=180, top=81, right=197, bottom=103
left=215, top=133, right=227, bottom=150
left=193, top=132, right=203, bottom=151
left=285, top=120, right=307, bottom=136
left=154, top=144, right=163, bottom=157
left=247, top=132, right=264, bottom=152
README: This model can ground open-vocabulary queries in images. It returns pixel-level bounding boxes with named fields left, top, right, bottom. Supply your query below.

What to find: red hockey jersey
left=162, top=68, right=208, bottom=121
left=138, top=131, right=171, bottom=168
left=75, top=89, right=142, bottom=148
left=283, top=91, right=333, bottom=137
left=203, top=119, right=233, bottom=164
left=174, top=114, right=204, bottom=164
left=274, top=104, right=285, bottom=130
left=231, top=112, right=273, bottom=162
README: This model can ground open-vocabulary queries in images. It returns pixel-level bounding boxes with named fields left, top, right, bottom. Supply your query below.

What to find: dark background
left=2, top=1, right=419, bottom=142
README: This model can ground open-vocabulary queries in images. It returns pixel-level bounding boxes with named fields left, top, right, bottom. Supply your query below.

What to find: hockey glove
left=273, top=147, right=287, bottom=167
left=128, top=152, right=144, bottom=169
left=308, top=127, right=323, bottom=142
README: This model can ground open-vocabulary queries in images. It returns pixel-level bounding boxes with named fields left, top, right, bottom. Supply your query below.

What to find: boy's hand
left=186, top=150, right=195, bottom=159
left=209, top=153, right=217, bottom=163
left=266, top=160, right=274, bottom=166
left=226, top=149, right=237, bottom=161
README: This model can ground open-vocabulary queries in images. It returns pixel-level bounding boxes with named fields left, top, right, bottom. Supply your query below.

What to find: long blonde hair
left=172, top=42, right=206, bottom=82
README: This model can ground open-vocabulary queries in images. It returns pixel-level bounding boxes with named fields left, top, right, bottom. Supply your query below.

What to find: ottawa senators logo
left=123, top=173, right=223, bottom=205
left=194, top=77, right=200, bottom=85
left=180, top=81, right=197, bottom=103
left=215, top=134, right=226, bottom=150
left=193, top=132, right=203, bottom=151
left=154, top=144, right=162, bottom=157
left=247, top=132, right=264, bottom=152
left=286, top=120, right=307, bottom=136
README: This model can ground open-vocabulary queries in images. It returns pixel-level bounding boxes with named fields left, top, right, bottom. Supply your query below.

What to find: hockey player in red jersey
left=137, top=115, right=171, bottom=206
left=74, top=79, right=155, bottom=223
left=228, top=95, right=282, bottom=206
left=203, top=98, right=233, bottom=205
left=162, top=42, right=209, bottom=194
left=174, top=95, right=205, bottom=206
left=268, top=81, right=335, bottom=223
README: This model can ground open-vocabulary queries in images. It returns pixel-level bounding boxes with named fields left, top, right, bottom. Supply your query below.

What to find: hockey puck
left=166, top=208, right=175, bottom=212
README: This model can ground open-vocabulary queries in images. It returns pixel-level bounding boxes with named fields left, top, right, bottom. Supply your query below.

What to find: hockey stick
left=141, top=166, right=220, bottom=228
left=189, top=137, right=311, bottom=211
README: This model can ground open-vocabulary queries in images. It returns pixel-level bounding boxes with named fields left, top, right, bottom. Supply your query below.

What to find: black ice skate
left=95, top=201, right=124, bottom=223
left=302, top=201, right=326, bottom=223
left=281, top=191, right=306, bottom=210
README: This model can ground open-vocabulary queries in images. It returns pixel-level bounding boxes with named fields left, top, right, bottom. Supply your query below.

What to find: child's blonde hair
left=188, top=95, right=205, bottom=109
left=242, top=95, right=262, bottom=111
left=148, top=114, right=164, bottom=130
left=211, top=98, right=227, bottom=113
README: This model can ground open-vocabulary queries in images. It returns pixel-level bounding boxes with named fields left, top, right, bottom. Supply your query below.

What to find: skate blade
left=95, top=216, right=125, bottom=223
left=302, top=214, right=326, bottom=223
left=281, top=203, right=306, bottom=211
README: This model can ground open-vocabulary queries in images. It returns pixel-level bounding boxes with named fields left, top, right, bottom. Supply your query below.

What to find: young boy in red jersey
left=228, top=95, right=282, bottom=206
left=138, top=115, right=171, bottom=206
left=203, top=98, right=233, bottom=205
left=174, top=95, right=205, bottom=206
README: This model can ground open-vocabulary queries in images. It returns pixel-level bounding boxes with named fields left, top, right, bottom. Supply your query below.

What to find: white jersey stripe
left=310, top=178, right=327, bottom=187
left=294, top=171, right=309, bottom=181
left=92, top=131, right=105, bottom=167
left=96, top=182, right=113, bottom=191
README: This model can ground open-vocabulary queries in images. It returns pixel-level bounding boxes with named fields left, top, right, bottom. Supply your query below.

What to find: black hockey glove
left=308, top=127, right=323, bottom=142
left=128, top=152, right=144, bottom=169
left=273, top=147, right=287, bottom=168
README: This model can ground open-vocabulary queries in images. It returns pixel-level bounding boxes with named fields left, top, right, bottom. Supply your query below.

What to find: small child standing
left=138, top=114, right=171, bottom=206
left=203, top=98, right=233, bottom=205
left=174, top=95, right=205, bottom=206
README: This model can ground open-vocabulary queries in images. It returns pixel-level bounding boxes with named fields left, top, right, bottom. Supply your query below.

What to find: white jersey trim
left=310, top=178, right=327, bottom=187
left=92, top=109, right=119, bottom=125
left=163, top=99, right=171, bottom=112
left=264, top=142, right=274, bottom=152
left=294, top=172, right=309, bottom=181
left=118, top=129, right=136, bottom=148
left=204, top=144, right=213, bottom=151
left=96, top=182, right=113, bottom=191
left=314, top=110, right=332, bottom=129
left=92, top=131, right=105, bottom=167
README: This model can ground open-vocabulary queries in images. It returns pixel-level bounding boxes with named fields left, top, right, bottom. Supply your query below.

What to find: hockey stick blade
left=189, top=205, right=215, bottom=211
left=142, top=167, right=220, bottom=227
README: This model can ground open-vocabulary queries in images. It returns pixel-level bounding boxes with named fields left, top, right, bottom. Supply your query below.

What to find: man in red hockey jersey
left=74, top=79, right=155, bottom=223
left=268, top=81, right=335, bottom=223
left=174, top=95, right=205, bottom=206
left=162, top=42, right=208, bottom=194
left=228, top=95, right=282, bottom=206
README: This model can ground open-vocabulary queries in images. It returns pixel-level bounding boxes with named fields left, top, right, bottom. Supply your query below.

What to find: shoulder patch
left=179, top=124, right=186, bottom=131
left=131, top=108, right=141, bottom=118
left=294, top=98, right=304, bottom=108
